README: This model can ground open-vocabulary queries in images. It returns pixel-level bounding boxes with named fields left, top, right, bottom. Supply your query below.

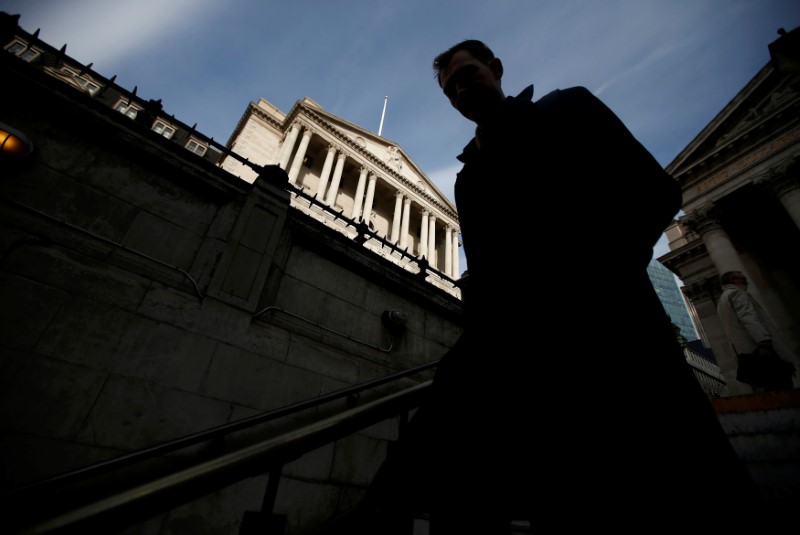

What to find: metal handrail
left=2, top=359, right=439, bottom=501
left=13, top=381, right=433, bottom=535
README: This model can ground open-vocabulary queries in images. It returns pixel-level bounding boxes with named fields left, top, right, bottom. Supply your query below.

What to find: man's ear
left=489, top=58, right=503, bottom=80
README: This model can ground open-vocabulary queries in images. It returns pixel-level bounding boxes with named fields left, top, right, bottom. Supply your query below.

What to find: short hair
left=432, top=39, right=495, bottom=86
left=720, top=271, right=743, bottom=285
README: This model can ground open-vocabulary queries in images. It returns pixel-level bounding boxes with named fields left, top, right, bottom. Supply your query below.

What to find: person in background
left=717, top=270, right=797, bottom=391
left=326, top=39, right=764, bottom=533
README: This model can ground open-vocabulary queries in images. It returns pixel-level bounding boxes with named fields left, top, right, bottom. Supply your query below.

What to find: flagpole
left=378, top=96, right=388, bottom=136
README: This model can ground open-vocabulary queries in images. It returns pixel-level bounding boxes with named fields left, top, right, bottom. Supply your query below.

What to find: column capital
left=395, top=190, right=404, bottom=199
left=680, top=203, right=723, bottom=236
left=754, top=156, right=800, bottom=198
left=774, top=154, right=800, bottom=177
left=403, top=196, right=411, bottom=206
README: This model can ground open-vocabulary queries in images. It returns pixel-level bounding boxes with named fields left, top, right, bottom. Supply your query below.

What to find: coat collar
left=456, top=85, right=535, bottom=163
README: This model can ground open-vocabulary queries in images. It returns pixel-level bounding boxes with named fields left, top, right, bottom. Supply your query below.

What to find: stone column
left=755, top=158, right=800, bottom=230
left=752, top=159, right=800, bottom=373
left=452, top=230, right=460, bottom=278
left=680, top=204, right=744, bottom=275
left=315, top=144, right=337, bottom=201
left=351, top=167, right=369, bottom=221
left=427, top=215, right=437, bottom=268
left=444, top=225, right=453, bottom=277
left=287, top=125, right=313, bottom=185
left=391, top=191, right=403, bottom=244
left=363, top=173, right=377, bottom=227
left=277, top=122, right=300, bottom=170
left=400, top=197, right=411, bottom=250
left=325, top=150, right=347, bottom=207
left=419, top=210, right=429, bottom=258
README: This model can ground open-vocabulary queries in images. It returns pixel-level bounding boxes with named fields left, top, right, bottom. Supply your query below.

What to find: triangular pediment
left=666, top=60, right=800, bottom=178
left=285, top=99, right=457, bottom=215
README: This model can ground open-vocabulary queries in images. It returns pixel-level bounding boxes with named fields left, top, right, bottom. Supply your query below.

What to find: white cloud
left=9, top=0, right=222, bottom=70
left=593, top=40, right=686, bottom=98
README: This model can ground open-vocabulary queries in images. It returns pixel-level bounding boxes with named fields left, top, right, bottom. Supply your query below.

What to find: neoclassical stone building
left=659, top=27, right=800, bottom=395
left=220, top=97, right=462, bottom=298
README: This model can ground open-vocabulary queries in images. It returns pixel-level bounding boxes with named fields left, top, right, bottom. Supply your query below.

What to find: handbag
left=736, top=347, right=796, bottom=390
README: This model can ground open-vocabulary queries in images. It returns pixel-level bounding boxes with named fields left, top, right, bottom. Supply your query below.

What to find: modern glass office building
left=647, top=258, right=699, bottom=342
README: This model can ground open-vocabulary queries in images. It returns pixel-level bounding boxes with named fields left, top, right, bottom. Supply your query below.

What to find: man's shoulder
left=717, top=289, right=735, bottom=314
left=720, top=286, right=749, bottom=304
left=719, top=287, right=734, bottom=299
left=536, top=86, right=593, bottom=102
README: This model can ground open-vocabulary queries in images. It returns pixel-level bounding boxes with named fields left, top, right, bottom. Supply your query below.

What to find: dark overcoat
left=363, top=86, right=762, bottom=527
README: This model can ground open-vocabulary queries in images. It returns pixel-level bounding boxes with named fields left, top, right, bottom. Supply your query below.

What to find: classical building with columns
left=219, top=97, right=462, bottom=298
left=658, top=26, right=800, bottom=395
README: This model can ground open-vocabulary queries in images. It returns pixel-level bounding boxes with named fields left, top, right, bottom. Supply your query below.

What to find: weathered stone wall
left=0, top=55, right=463, bottom=533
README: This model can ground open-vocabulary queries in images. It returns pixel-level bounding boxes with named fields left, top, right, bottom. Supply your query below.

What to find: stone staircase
left=711, top=389, right=800, bottom=505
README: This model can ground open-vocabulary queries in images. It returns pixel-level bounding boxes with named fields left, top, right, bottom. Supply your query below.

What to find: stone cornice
left=688, top=125, right=800, bottom=194
left=669, top=66, right=800, bottom=190
left=682, top=279, right=715, bottom=302
left=666, top=63, right=774, bottom=175
left=659, top=237, right=707, bottom=273
left=714, top=77, right=799, bottom=148
left=248, top=102, right=284, bottom=130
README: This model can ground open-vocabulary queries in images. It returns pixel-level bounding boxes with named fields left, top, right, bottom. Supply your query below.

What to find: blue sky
left=3, top=0, right=799, bottom=268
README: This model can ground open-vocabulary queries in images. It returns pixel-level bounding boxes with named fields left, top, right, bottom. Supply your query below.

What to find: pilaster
left=206, top=166, right=290, bottom=312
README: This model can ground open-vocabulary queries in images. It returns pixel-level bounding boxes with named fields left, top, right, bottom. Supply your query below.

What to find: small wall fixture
left=0, top=122, right=33, bottom=158
left=382, top=309, right=408, bottom=336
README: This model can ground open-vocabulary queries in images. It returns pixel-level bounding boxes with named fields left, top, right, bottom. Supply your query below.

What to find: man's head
left=721, top=271, right=749, bottom=289
left=433, top=40, right=505, bottom=125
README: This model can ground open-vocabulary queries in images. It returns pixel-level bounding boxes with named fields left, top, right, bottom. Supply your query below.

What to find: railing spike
left=126, top=85, right=137, bottom=106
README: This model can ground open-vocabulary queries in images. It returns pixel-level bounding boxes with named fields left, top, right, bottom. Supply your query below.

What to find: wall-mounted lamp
left=0, top=122, right=34, bottom=158
left=382, top=309, right=408, bottom=336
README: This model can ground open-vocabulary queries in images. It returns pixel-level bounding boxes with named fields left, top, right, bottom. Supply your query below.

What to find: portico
left=222, top=100, right=462, bottom=294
